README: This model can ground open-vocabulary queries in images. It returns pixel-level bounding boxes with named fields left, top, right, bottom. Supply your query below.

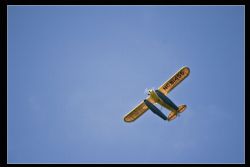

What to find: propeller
left=144, top=87, right=155, bottom=95
left=144, top=88, right=150, bottom=95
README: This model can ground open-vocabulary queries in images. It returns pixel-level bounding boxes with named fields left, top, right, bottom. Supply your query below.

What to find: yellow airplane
left=124, top=66, right=190, bottom=122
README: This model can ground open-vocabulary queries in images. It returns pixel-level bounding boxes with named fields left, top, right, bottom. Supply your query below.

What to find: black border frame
left=1, top=0, right=246, bottom=165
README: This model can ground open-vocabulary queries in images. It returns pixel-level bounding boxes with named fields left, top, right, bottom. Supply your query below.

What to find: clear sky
left=7, top=5, right=244, bottom=163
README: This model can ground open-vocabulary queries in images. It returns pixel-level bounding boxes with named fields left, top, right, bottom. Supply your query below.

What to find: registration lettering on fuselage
left=162, top=70, right=185, bottom=90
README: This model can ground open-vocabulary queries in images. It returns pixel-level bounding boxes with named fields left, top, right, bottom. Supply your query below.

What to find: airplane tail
left=167, top=104, right=187, bottom=121
left=177, top=104, right=187, bottom=113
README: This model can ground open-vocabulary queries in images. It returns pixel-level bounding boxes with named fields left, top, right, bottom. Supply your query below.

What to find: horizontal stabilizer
left=178, top=104, right=187, bottom=113
left=167, top=104, right=187, bottom=121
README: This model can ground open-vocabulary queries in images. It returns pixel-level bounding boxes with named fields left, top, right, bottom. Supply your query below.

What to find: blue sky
left=7, top=6, right=244, bottom=163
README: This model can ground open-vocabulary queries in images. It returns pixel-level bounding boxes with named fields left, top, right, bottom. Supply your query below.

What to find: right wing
left=124, top=97, right=155, bottom=122
left=158, top=66, right=190, bottom=95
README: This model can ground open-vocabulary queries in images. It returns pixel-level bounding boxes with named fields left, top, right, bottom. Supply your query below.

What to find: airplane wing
left=158, top=66, right=190, bottom=95
left=124, top=97, right=155, bottom=122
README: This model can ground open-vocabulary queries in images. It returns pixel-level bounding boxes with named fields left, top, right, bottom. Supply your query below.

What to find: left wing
left=158, top=66, right=190, bottom=95
left=124, top=97, right=155, bottom=122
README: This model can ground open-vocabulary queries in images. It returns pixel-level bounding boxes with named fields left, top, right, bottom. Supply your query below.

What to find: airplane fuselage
left=148, top=89, right=178, bottom=112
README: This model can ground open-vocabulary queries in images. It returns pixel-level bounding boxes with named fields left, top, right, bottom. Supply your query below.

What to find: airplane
left=124, top=66, right=190, bottom=122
